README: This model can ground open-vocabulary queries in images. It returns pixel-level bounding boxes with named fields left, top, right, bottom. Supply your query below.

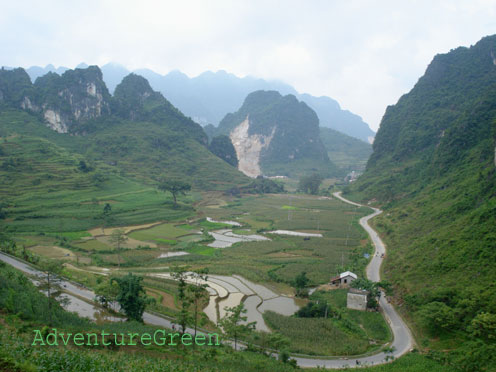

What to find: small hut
left=330, top=271, right=357, bottom=287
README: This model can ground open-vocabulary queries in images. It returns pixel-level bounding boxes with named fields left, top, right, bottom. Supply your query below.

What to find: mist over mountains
left=19, top=63, right=375, bottom=143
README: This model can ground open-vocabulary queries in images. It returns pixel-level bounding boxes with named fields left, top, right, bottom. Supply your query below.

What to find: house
left=330, top=271, right=357, bottom=287
left=347, top=288, right=369, bottom=311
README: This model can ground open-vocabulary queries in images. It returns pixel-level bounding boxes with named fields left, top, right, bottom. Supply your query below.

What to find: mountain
left=19, top=64, right=375, bottom=142
left=301, top=94, right=375, bottom=143
left=0, top=66, right=249, bottom=191
left=319, top=127, right=372, bottom=172
left=346, top=35, right=496, bottom=369
left=131, top=68, right=375, bottom=143
left=215, top=90, right=337, bottom=178
left=25, top=64, right=69, bottom=82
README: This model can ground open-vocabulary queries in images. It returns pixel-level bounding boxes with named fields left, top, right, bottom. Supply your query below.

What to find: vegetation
left=94, top=277, right=120, bottom=311
left=350, top=278, right=391, bottom=309
left=298, top=173, right=323, bottom=195
left=346, top=35, right=496, bottom=370
left=240, top=176, right=285, bottom=194
left=111, top=273, right=154, bottom=322
left=168, top=194, right=371, bottom=285
left=0, top=262, right=301, bottom=372
left=37, top=259, right=65, bottom=325
left=187, top=269, right=209, bottom=339
left=209, top=135, right=238, bottom=167
left=263, top=289, right=390, bottom=356
left=0, top=66, right=250, bottom=193
left=219, top=303, right=255, bottom=351
left=319, top=126, right=372, bottom=172
left=109, top=229, right=127, bottom=268
left=158, top=179, right=192, bottom=207
left=216, top=90, right=338, bottom=177
left=171, top=266, right=192, bottom=334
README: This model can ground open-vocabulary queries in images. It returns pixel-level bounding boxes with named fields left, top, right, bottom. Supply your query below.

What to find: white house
left=330, top=271, right=358, bottom=287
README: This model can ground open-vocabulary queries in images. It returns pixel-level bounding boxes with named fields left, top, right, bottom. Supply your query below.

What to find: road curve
left=292, top=192, right=415, bottom=368
left=0, top=193, right=414, bottom=369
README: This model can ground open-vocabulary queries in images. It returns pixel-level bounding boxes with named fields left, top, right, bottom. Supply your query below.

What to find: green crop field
left=263, top=289, right=390, bottom=356
left=128, top=223, right=193, bottom=242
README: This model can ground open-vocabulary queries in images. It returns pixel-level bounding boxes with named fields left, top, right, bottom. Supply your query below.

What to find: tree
left=294, top=271, right=309, bottom=297
left=171, top=266, right=192, bottom=334
left=298, top=173, right=323, bottom=195
left=219, top=302, right=255, bottom=350
left=109, top=229, right=127, bottom=268
left=38, top=260, right=64, bottom=325
left=296, top=300, right=333, bottom=318
left=208, top=135, right=238, bottom=167
left=111, top=273, right=153, bottom=322
left=102, top=203, right=112, bottom=232
left=0, top=202, right=6, bottom=220
left=78, top=160, right=90, bottom=172
left=417, top=301, right=457, bottom=333
left=187, top=268, right=209, bottom=341
left=469, top=312, right=496, bottom=341
left=94, top=278, right=120, bottom=311
left=350, top=278, right=384, bottom=309
left=158, top=179, right=191, bottom=207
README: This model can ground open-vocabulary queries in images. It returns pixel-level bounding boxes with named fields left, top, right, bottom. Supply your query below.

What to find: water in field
left=208, top=229, right=269, bottom=248
left=243, top=295, right=269, bottom=331
left=258, top=296, right=299, bottom=316
left=157, top=251, right=189, bottom=258
left=268, top=230, right=323, bottom=237
left=206, top=217, right=242, bottom=226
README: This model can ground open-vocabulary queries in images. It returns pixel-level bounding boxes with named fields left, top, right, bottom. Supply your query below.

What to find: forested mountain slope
left=346, top=35, right=496, bottom=370
left=0, top=67, right=249, bottom=191
left=216, top=90, right=337, bottom=177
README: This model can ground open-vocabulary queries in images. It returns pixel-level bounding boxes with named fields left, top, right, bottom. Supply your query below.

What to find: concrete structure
left=330, top=271, right=357, bottom=287
left=347, top=288, right=369, bottom=311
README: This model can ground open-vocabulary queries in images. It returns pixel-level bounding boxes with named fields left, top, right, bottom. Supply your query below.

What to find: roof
left=348, top=288, right=369, bottom=295
left=340, top=271, right=358, bottom=279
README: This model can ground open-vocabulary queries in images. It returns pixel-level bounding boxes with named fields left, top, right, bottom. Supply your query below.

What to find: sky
left=2, top=0, right=496, bottom=131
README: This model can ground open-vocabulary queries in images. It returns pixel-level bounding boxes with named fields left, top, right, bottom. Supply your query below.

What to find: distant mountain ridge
left=16, top=63, right=375, bottom=142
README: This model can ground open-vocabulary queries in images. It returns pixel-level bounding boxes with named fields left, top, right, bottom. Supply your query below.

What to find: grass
left=73, top=239, right=113, bottom=252
left=0, top=115, right=196, bottom=234
left=128, top=223, right=192, bottom=242
left=155, top=238, right=178, bottom=245
left=164, top=194, right=372, bottom=285
left=46, top=231, right=92, bottom=240
left=186, top=245, right=217, bottom=256
left=264, top=311, right=382, bottom=356
left=281, top=205, right=298, bottom=210
left=262, top=289, right=390, bottom=356
left=335, top=353, right=453, bottom=372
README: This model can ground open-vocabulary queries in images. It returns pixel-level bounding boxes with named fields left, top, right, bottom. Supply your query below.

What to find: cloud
left=1, top=0, right=496, bottom=130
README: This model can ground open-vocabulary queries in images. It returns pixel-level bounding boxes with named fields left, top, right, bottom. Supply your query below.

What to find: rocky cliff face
left=0, top=66, right=111, bottom=133
left=229, top=116, right=275, bottom=177
left=30, top=67, right=111, bottom=133
left=218, top=90, right=337, bottom=177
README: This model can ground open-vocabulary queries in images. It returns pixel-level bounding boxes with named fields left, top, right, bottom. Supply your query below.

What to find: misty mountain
left=0, top=65, right=248, bottom=190
left=21, top=63, right=375, bottom=142
left=216, top=90, right=337, bottom=178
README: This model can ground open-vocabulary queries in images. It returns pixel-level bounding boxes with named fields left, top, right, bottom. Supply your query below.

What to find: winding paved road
left=0, top=192, right=413, bottom=368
